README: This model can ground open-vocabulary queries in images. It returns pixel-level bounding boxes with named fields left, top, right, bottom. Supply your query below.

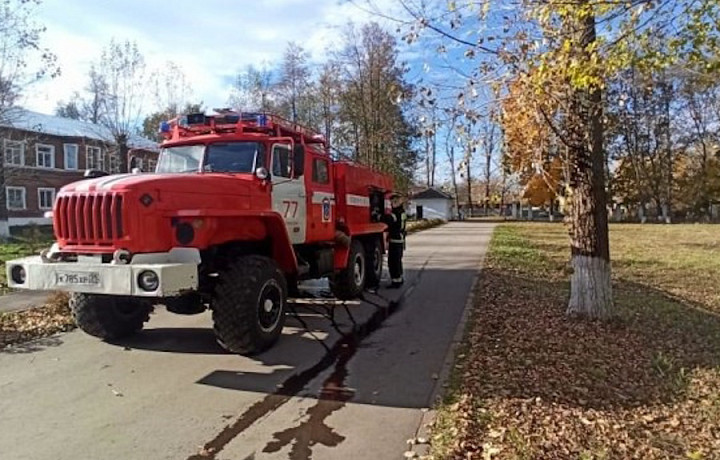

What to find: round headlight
left=138, top=270, right=159, bottom=292
left=113, top=249, right=132, bottom=265
left=10, top=265, right=26, bottom=284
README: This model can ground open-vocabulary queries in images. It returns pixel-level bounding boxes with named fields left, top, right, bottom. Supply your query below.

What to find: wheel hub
left=353, top=255, right=364, bottom=286
left=257, top=280, right=283, bottom=333
left=263, top=299, right=274, bottom=313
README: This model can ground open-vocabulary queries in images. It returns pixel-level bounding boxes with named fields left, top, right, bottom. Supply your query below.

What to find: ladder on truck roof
left=161, top=111, right=327, bottom=152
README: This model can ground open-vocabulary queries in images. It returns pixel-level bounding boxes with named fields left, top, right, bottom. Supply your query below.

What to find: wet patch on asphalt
left=187, top=262, right=428, bottom=460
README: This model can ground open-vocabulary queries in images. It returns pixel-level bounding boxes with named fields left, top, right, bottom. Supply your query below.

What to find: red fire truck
left=6, top=112, right=394, bottom=354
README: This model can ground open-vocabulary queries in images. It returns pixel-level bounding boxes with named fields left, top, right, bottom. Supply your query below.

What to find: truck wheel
left=330, top=239, right=366, bottom=300
left=365, top=237, right=384, bottom=288
left=211, top=255, right=287, bottom=355
left=70, top=293, right=153, bottom=339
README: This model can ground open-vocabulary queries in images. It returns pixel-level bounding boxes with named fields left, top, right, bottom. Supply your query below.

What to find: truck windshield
left=205, top=142, right=263, bottom=173
left=155, top=142, right=264, bottom=174
left=156, top=145, right=204, bottom=173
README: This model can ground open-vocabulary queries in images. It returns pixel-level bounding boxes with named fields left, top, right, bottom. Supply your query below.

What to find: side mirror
left=255, top=167, right=270, bottom=181
left=293, top=144, right=305, bottom=177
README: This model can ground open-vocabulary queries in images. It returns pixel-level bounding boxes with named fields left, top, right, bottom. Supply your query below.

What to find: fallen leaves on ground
left=0, top=292, right=74, bottom=349
left=430, top=224, right=720, bottom=459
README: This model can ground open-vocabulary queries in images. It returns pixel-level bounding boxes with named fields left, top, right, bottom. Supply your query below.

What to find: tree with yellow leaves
left=388, top=0, right=720, bottom=319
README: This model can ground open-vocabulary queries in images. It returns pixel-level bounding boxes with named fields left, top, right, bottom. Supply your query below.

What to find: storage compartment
left=369, top=189, right=385, bottom=222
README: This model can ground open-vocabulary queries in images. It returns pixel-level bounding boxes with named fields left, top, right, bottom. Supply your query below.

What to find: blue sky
left=23, top=0, right=416, bottom=114
left=19, top=0, right=494, bottom=185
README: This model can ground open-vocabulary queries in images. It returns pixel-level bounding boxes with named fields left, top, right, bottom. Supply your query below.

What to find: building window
left=6, top=186, right=26, bottom=210
left=4, top=140, right=24, bottom=166
left=36, top=144, right=55, bottom=168
left=38, top=188, right=56, bottom=210
left=312, top=158, right=330, bottom=184
left=86, top=146, right=104, bottom=171
left=64, top=144, right=78, bottom=170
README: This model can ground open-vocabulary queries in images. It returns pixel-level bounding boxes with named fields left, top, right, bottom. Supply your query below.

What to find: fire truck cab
left=5, top=111, right=394, bottom=354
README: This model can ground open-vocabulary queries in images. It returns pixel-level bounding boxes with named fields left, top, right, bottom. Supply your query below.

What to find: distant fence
left=457, top=203, right=720, bottom=224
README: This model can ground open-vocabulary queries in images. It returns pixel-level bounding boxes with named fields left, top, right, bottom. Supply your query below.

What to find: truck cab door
left=306, top=155, right=334, bottom=243
left=271, top=143, right=307, bottom=244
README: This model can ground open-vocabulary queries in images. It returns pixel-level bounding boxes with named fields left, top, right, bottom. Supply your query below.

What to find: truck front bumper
left=6, top=249, right=199, bottom=297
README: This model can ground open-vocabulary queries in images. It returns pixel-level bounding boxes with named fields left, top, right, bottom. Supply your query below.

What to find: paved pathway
left=0, top=222, right=495, bottom=460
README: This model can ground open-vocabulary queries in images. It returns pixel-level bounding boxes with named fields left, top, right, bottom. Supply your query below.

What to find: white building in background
left=409, top=188, right=455, bottom=220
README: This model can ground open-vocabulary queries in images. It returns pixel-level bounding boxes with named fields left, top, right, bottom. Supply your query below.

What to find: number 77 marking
left=282, top=200, right=298, bottom=218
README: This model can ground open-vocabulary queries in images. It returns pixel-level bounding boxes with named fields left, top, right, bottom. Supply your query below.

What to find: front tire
left=211, top=255, right=287, bottom=355
left=70, top=293, right=153, bottom=339
left=330, top=239, right=366, bottom=300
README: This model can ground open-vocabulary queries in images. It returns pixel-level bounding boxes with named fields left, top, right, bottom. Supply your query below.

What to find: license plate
left=56, top=271, right=101, bottom=287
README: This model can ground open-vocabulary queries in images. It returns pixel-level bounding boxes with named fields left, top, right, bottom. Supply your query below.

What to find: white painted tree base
left=662, top=203, right=671, bottom=224
left=567, top=255, right=613, bottom=319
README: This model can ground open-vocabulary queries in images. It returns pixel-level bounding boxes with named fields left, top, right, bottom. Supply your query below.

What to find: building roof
left=411, top=188, right=454, bottom=201
left=0, top=108, right=158, bottom=151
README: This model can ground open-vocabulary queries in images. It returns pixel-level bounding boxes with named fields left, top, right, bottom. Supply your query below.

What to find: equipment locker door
left=271, top=143, right=307, bottom=244
left=307, top=155, right=334, bottom=243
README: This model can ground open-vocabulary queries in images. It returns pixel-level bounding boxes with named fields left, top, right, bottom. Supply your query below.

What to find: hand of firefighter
left=379, top=211, right=396, bottom=226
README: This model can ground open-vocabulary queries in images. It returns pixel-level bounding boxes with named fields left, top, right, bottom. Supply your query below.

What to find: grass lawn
left=431, top=223, right=720, bottom=459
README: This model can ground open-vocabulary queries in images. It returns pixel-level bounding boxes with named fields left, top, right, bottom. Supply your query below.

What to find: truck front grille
left=55, top=193, right=125, bottom=245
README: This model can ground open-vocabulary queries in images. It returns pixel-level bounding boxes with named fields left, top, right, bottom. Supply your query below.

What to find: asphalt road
left=0, top=222, right=494, bottom=460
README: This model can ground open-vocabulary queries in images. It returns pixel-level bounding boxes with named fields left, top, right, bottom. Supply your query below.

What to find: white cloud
left=21, top=0, right=407, bottom=114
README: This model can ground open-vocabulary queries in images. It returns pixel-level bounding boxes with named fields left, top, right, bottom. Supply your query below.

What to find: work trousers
left=388, top=242, right=404, bottom=282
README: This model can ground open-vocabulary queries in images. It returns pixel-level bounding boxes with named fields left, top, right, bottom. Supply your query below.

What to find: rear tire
left=364, top=236, right=383, bottom=288
left=330, top=239, right=366, bottom=300
left=211, top=255, right=287, bottom=355
left=70, top=293, right=153, bottom=339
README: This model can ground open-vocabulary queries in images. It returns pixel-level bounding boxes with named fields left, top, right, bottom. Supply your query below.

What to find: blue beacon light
left=159, top=121, right=171, bottom=133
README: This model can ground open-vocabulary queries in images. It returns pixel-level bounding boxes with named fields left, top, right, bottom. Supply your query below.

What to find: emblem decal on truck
left=322, top=198, right=331, bottom=222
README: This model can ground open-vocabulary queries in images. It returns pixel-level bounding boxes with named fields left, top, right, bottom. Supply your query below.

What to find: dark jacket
left=382, top=206, right=407, bottom=244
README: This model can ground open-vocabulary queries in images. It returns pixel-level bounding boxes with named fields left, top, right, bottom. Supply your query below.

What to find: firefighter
left=382, top=193, right=407, bottom=288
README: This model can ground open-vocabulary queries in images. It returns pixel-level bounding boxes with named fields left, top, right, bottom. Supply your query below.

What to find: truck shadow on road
left=103, top=242, right=483, bottom=460
left=107, top=297, right=370, bottom=356
left=185, top=289, right=410, bottom=460
left=180, top=262, right=465, bottom=460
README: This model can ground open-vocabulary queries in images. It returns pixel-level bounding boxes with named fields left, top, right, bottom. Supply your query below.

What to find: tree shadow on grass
left=450, top=267, right=720, bottom=458
left=469, top=268, right=720, bottom=411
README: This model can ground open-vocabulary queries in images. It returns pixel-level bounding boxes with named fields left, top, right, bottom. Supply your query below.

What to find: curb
left=409, top=230, right=492, bottom=458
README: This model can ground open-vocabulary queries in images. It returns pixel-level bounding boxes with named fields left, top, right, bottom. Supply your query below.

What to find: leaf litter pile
left=0, top=292, right=74, bottom=349
left=430, top=224, right=720, bottom=459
